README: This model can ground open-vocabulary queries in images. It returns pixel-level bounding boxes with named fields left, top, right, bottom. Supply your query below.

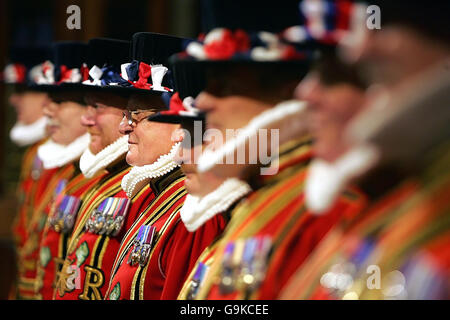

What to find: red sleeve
left=258, top=192, right=365, bottom=299
left=159, top=214, right=227, bottom=299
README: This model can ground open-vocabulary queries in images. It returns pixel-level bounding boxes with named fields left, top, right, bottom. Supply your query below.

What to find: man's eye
left=138, top=115, right=150, bottom=123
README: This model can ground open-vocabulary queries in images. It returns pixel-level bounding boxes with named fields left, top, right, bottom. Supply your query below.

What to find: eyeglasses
left=122, top=109, right=156, bottom=126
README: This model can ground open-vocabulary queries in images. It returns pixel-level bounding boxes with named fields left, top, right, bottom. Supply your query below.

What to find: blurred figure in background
left=174, top=0, right=366, bottom=301
left=15, top=42, right=90, bottom=300
left=6, top=48, right=49, bottom=149
left=4, top=46, right=51, bottom=249
left=295, top=49, right=372, bottom=214
left=345, top=0, right=450, bottom=299
left=281, top=0, right=450, bottom=299
left=34, top=86, right=91, bottom=300
left=139, top=71, right=240, bottom=299
left=3, top=46, right=51, bottom=299
left=8, top=89, right=48, bottom=148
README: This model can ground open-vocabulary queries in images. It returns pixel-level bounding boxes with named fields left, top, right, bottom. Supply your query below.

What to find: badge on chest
left=219, top=236, right=273, bottom=296
left=85, top=197, right=131, bottom=236
left=31, top=155, right=43, bottom=180
left=127, top=225, right=157, bottom=267
left=49, top=195, right=82, bottom=233
left=187, top=262, right=209, bottom=300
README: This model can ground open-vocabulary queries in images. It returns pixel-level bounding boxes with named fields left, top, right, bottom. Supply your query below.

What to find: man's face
left=194, top=67, right=277, bottom=137
left=81, top=101, right=124, bottom=155
left=343, top=27, right=412, bottom=87
left=9, top=91, right=48, bottom=124
left=195, top=93, right=273, bottom=137
left=176, top=142, right=203, bottom=195
left=176, top=142, right=200, bottom=187
left=119, top=110, right=180, bottom=166
left=44, top=100, right=87, bottom=145
left=296, top=72, right=366, bottom=161
left=340, top=8, right=449, bottom=88
left=176, top=142, right=224, bottom=196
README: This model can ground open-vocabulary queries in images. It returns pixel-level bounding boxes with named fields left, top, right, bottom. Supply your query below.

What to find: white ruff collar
left=121, top=143, right=181, bottom=198
left=9, top=117, right=48, bottom=147
left=79, top=135, right=128, bottom=178
left=197, top=100, right=308, bottom=173
left=305, top=145, right=379, bottom=214
left=180, top=178, right=252, bottom=232
left=37, top=133, right=90, bottom=169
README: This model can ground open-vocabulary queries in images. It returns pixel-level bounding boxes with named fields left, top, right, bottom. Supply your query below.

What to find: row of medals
left=188, top=236, right=273, bottom=299
left=127, top=225, right=157, bottom=267
left=85, top=197, right=130, bottom=236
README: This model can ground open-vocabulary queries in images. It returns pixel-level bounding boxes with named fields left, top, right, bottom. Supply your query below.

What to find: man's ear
left=171, top=126, right=184, bottom=143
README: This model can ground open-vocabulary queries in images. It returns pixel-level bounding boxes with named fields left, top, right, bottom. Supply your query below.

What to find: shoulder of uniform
left=150, top=167, right=185, bottom=196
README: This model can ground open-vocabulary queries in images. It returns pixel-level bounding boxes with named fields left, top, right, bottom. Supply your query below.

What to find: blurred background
left=0, top=0, right=201, bottom=298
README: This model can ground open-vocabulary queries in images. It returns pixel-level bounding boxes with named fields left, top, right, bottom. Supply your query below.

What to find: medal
left=49, top=195, right=67, bottom=232
left=48, top=179, right=70, bottom=232
left=62, top=195, right=82, bottom=232
left=31, top=156, right=43, bottom=180
left=238, top=237, right=258, bottom=290
left=138, top=225, right=156, bottom=267
left=128, top=226, right=144, bottom=265
left=250, top=236, right=272, bottom=290
left=95, top=198, right=114, bottom=233
left=187, top=262, right=209, bottom=300
left=127, top=225, right=156, bottom=267
left=219, top=242, right=237, bottom=294
left=105, top=198, right=130, bottom=236
left=218, top=236, right=273, bottom=296
left=86, top=197, right=130, bottom=235
left=319, top=238, right=375, bottom=299
left=86, top=199, right=107, bottom=233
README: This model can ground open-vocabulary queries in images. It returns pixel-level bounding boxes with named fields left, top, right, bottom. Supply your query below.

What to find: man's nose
left=295, top=74, right=321, bottom=108
left=194, top=92, right=218, bottom=112
left=118, top=115, right=133, bottom=135
left=8, top=93, right=21, bottom=108
left=43, top=101, right=58, bottom=118
left=81, top=106, right=96, bottom=127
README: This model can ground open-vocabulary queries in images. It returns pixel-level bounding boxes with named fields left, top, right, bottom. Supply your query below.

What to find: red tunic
left=17, top=162, right=76, bottom=299
left=35, top=171, right=105, bottom=300
left=188, top=137, right=365, bottom=300
left=105, top=168, right=227, bottom=300
left=54, top=160, right=155, bottom=300
left=192, top=137, right=323, bottom=300
left=280, top=147, right=450, bottom=300
left=177, top=218, right=227, bottom=300
left=13, top=140, right=45, bottom=253
left=256, top=188, right=366, bottom=299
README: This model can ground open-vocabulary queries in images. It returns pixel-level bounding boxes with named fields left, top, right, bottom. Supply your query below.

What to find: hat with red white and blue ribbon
left=29, top=41, right=89, bottom=92
left=81, top=33, right=190, bottom=98
left=2, top=45, right=51, bottom=87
